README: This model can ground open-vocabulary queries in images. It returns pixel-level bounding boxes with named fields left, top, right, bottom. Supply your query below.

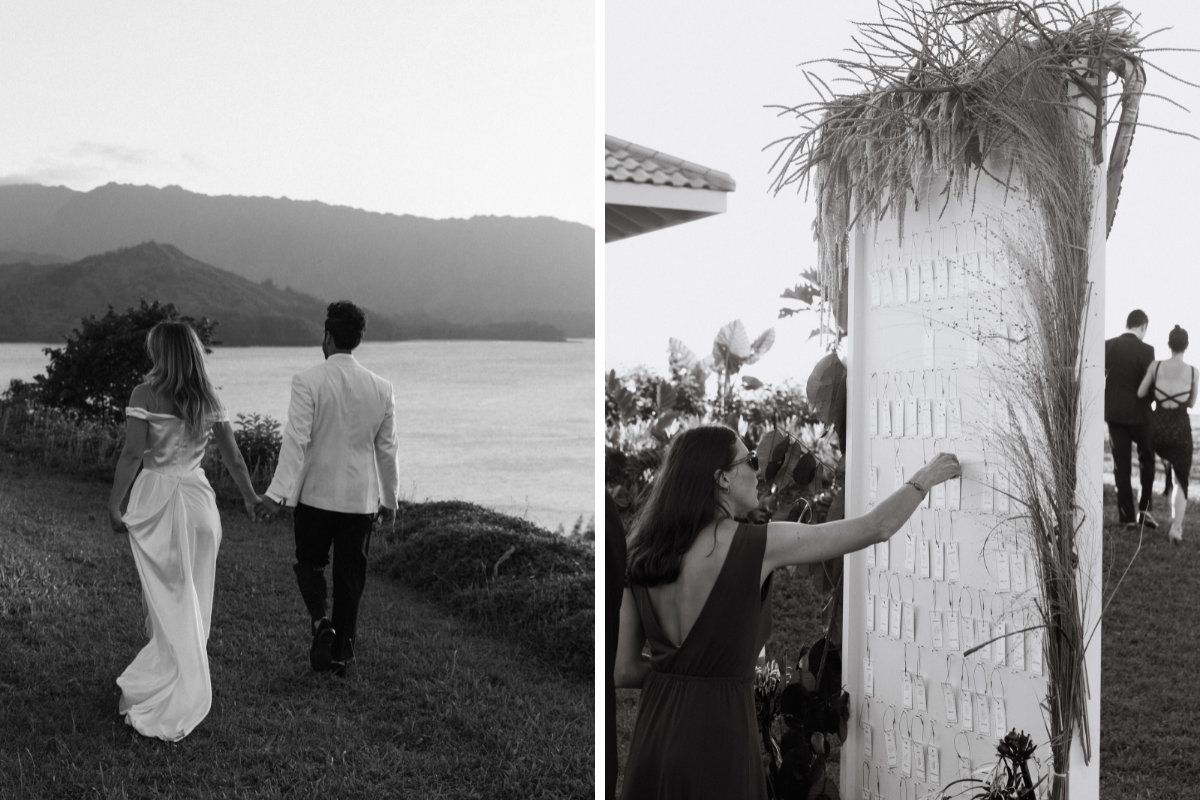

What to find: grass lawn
left=613, top=482, right=1200, bottom=798
left=0, top=458, right=592, bottom=799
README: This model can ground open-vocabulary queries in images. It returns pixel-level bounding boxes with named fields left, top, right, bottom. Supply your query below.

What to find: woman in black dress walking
left=612, top=424, right=959, bottom=799
left=1138, top=325, right=1198, bottom=543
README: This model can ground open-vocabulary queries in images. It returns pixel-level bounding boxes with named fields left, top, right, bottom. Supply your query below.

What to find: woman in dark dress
left=613, top=425, right=959, bottom=799
left=1138, top=325, right=1198, bottom=544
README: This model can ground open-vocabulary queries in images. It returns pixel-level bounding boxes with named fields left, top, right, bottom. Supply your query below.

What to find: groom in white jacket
left=260, top=301, right=399, bottom=675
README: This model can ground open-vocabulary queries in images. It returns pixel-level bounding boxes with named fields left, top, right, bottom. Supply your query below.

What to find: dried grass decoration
left=769, top=3, right=1196, bottom=799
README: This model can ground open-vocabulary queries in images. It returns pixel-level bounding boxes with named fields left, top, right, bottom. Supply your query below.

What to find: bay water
left=0, top=340, right=594, bottom=533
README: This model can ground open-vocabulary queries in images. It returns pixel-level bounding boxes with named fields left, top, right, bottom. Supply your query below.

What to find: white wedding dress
left=118, top=406, right=225, bottom=741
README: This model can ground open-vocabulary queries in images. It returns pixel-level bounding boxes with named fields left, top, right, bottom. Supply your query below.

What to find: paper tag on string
left=903, top=672, right=914, bottom=709
left=943, top=684, right=958, bottom=724
left=870, top=399, right=879, bottom=436
left=960, top=688, right=973, bottom=730
left=928, top=745, right=942, bottom=785
left=901, top=735, right=912, bottom=776
left=933, top=399, right=947, bottom=438
left=905, top=534, right=916, bottom=573
left=992, top=622, right=1006, bottom=665
left=947, top=478, right=961, bottom=511
left=864, top=655, right=874, bottom=696
left=1012, top=551, right=1028, bottom=593
left=997, top=551, right=1011, bottom=593
left=905, top=397, right=917, bottom=437
left=976, top=693, right=990, bottom=735
left=907, top=264, right=921, bottom=303
left=920, top=259, right=934, bottom=298
left=935, top=258, right=949, bottom=298
left=885, top=729, right=898, bottom=767
left=947, top=543, right=961, bottom=582
left=933, top=540, right=945, bottom=581
left=947, top=611, right=960, bottom=652
left=863, top=719, right=873, bottom=760
left=865, top=590, right=875, bottom=631
left=947, top=398, right=963, bottom=438
left=902, top=601, right=915, bottom=641
left=914, top=676, right=927, bottom=713
left=918, top=399, right=933, bottom=438
left=993, top=697, right=1007, bottom=734
left=931, top=610, right=944, bottom=650
left=918, top=537, right=931, bottom=578
left=890, top=598, right=902, bottom=640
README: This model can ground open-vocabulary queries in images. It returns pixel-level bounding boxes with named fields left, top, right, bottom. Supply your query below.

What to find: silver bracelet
left=904, top=478, right=927, bottom=496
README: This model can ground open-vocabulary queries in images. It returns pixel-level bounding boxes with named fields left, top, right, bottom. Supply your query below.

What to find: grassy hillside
left=0, top=459, right=593, bottom=799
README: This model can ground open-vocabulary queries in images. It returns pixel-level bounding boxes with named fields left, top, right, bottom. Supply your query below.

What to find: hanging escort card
left=918, top=536, right=931, bottom=579
left=947, top=606, right=961, bottom=652
left=947, top=398, right=964, bottom=439
left=947, top=478, right=961, bottom=510
left=865, top=586, right=876, bottom=632
left=933, top=398, right=948, bottom=438
left=890, top=594, right=903, bottom=640
left=947, top=542, right=961, bottom=583
left=905, top=396, right=918, bottom=438
left=991, top=621, right=1006, bottom=666
left=893, top=268, right=908, bottom=305
left=1012, top=549, right=1028, bottom=594
left=865, top=649, right=875, bottom=696
left=920, top=259, right=935, bottom=298
left=907, top=263, right=921, bottom=303
left=996, top=550, right=1011, bottom=593
left=933, top=538, right=946, bottom=581
left=1031, top=629, right=1044, bottom=676
left=919, top=398, right=933, bottom=438
left=902, top=600, right=915, bottom=642
left=935, top=257, right=950, bottom=298
left=949, top=256, right=966, bottom=297
left=928, top=743, right=942, bottom=786
left=943, top=681, right=958, bottom=725
left=931, top=609, right=944, bottom=650
left=881, top=269, right=895, bottom=306
left=905, top=533, right=916, bottom=573
left=870, top=398, right=879, bottom=436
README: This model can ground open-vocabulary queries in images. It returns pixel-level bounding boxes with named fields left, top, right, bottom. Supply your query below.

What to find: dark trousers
left=1108, top=422, right=1155, bottom=522
left=293, top=503, right=374, bottom=645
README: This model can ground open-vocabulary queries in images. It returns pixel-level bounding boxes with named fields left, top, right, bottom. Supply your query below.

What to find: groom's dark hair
left=1126, top=309, right=1148, bottom=329
left=325, top=301, right=367, bottom=350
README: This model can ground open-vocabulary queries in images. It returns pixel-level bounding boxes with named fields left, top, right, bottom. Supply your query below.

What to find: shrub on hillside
left=396, top=500, right=557, bottom=541
left=386, top=520, right=590, bottom=591
left=378, top=505, right=593, bottom=680
left=451, top=574, right=593, bottom=677
left=32, top=300, right=218, bottom=426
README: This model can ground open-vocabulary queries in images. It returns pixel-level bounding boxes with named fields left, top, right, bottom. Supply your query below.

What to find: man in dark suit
left=1105, top=309, right=1157, bottom=527
left=605, top=492, right=627, bottom=799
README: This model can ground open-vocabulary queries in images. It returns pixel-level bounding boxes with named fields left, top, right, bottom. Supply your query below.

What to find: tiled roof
left=605, top=135, right=736, bottom=192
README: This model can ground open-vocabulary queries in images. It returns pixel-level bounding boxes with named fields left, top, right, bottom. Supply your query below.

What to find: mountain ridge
left=0, top=183, right=594, bottom=337
left=0, top=241, right=569, bottom=345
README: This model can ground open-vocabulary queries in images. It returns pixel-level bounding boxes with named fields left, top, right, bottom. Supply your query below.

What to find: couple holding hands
left=107, top=301, right=399, bottom=742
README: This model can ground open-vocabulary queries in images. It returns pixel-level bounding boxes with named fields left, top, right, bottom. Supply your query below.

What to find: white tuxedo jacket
left=266, top=353, right=399, bottom=513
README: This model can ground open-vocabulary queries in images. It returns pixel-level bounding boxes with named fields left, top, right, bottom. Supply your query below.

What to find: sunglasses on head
left=726, top=452, right=759, bottom=471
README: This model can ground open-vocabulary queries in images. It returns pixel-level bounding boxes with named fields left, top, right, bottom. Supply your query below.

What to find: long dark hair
left=626, top=425, right=739, bottom=587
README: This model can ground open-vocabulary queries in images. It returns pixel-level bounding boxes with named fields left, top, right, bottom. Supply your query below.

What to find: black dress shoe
left=310, top=618, right=336, bottom=672
left=332, top=637, right=355, bottom=677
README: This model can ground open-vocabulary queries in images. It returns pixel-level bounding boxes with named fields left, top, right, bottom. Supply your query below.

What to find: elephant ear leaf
left=712, top=320, right=753, bottom=364
left=805, top=352, right=846, bottom=423
left=792, top=451, right=818, bottom=487
left=668, top=337, right=698, bottom=372
left=742, top=375, right=763, bottom=390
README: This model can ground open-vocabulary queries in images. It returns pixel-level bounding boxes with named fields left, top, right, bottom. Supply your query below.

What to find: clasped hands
left=246, top=496, right=396, bottom=532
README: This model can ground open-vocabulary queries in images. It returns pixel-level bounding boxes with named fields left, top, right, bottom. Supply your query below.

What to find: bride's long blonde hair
left=145, top=321, right=221, bottom=435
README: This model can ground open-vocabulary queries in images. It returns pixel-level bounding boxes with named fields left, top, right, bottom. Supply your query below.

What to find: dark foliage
left=32, top=299, right=217, bottom=426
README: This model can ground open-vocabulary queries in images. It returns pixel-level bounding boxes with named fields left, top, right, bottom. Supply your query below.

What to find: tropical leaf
left=668, top=337, right=699, bottom=372
left=656, top=380, right=677, bottom=411
left=748, top=327, right=776, bottom=363
left=712, top=319, right=753, bottom=362
left=742, top=375, right=763, bottom=390
left=806, top=352, right=846, bottom=422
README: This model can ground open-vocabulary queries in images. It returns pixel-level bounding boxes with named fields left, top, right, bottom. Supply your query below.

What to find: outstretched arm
left=211, top=420, right=261, bottom=520
left=1136, top=361, right=1157, bottom=400
left=762, top=453, right=960, bottom=577
left=614, top=588, right=651, bottom=689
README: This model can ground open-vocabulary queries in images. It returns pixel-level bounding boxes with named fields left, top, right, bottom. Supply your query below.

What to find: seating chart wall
left=838, top=170, right=1105, bottom=800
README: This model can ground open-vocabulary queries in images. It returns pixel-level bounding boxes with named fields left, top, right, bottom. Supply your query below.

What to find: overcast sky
left=606, top=0, right=1200, bottom=386
left=0, top=1, right=594, bottom=226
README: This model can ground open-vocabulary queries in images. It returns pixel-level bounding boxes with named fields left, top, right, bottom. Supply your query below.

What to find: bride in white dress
left=107, top=321, right=261, bottom=741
